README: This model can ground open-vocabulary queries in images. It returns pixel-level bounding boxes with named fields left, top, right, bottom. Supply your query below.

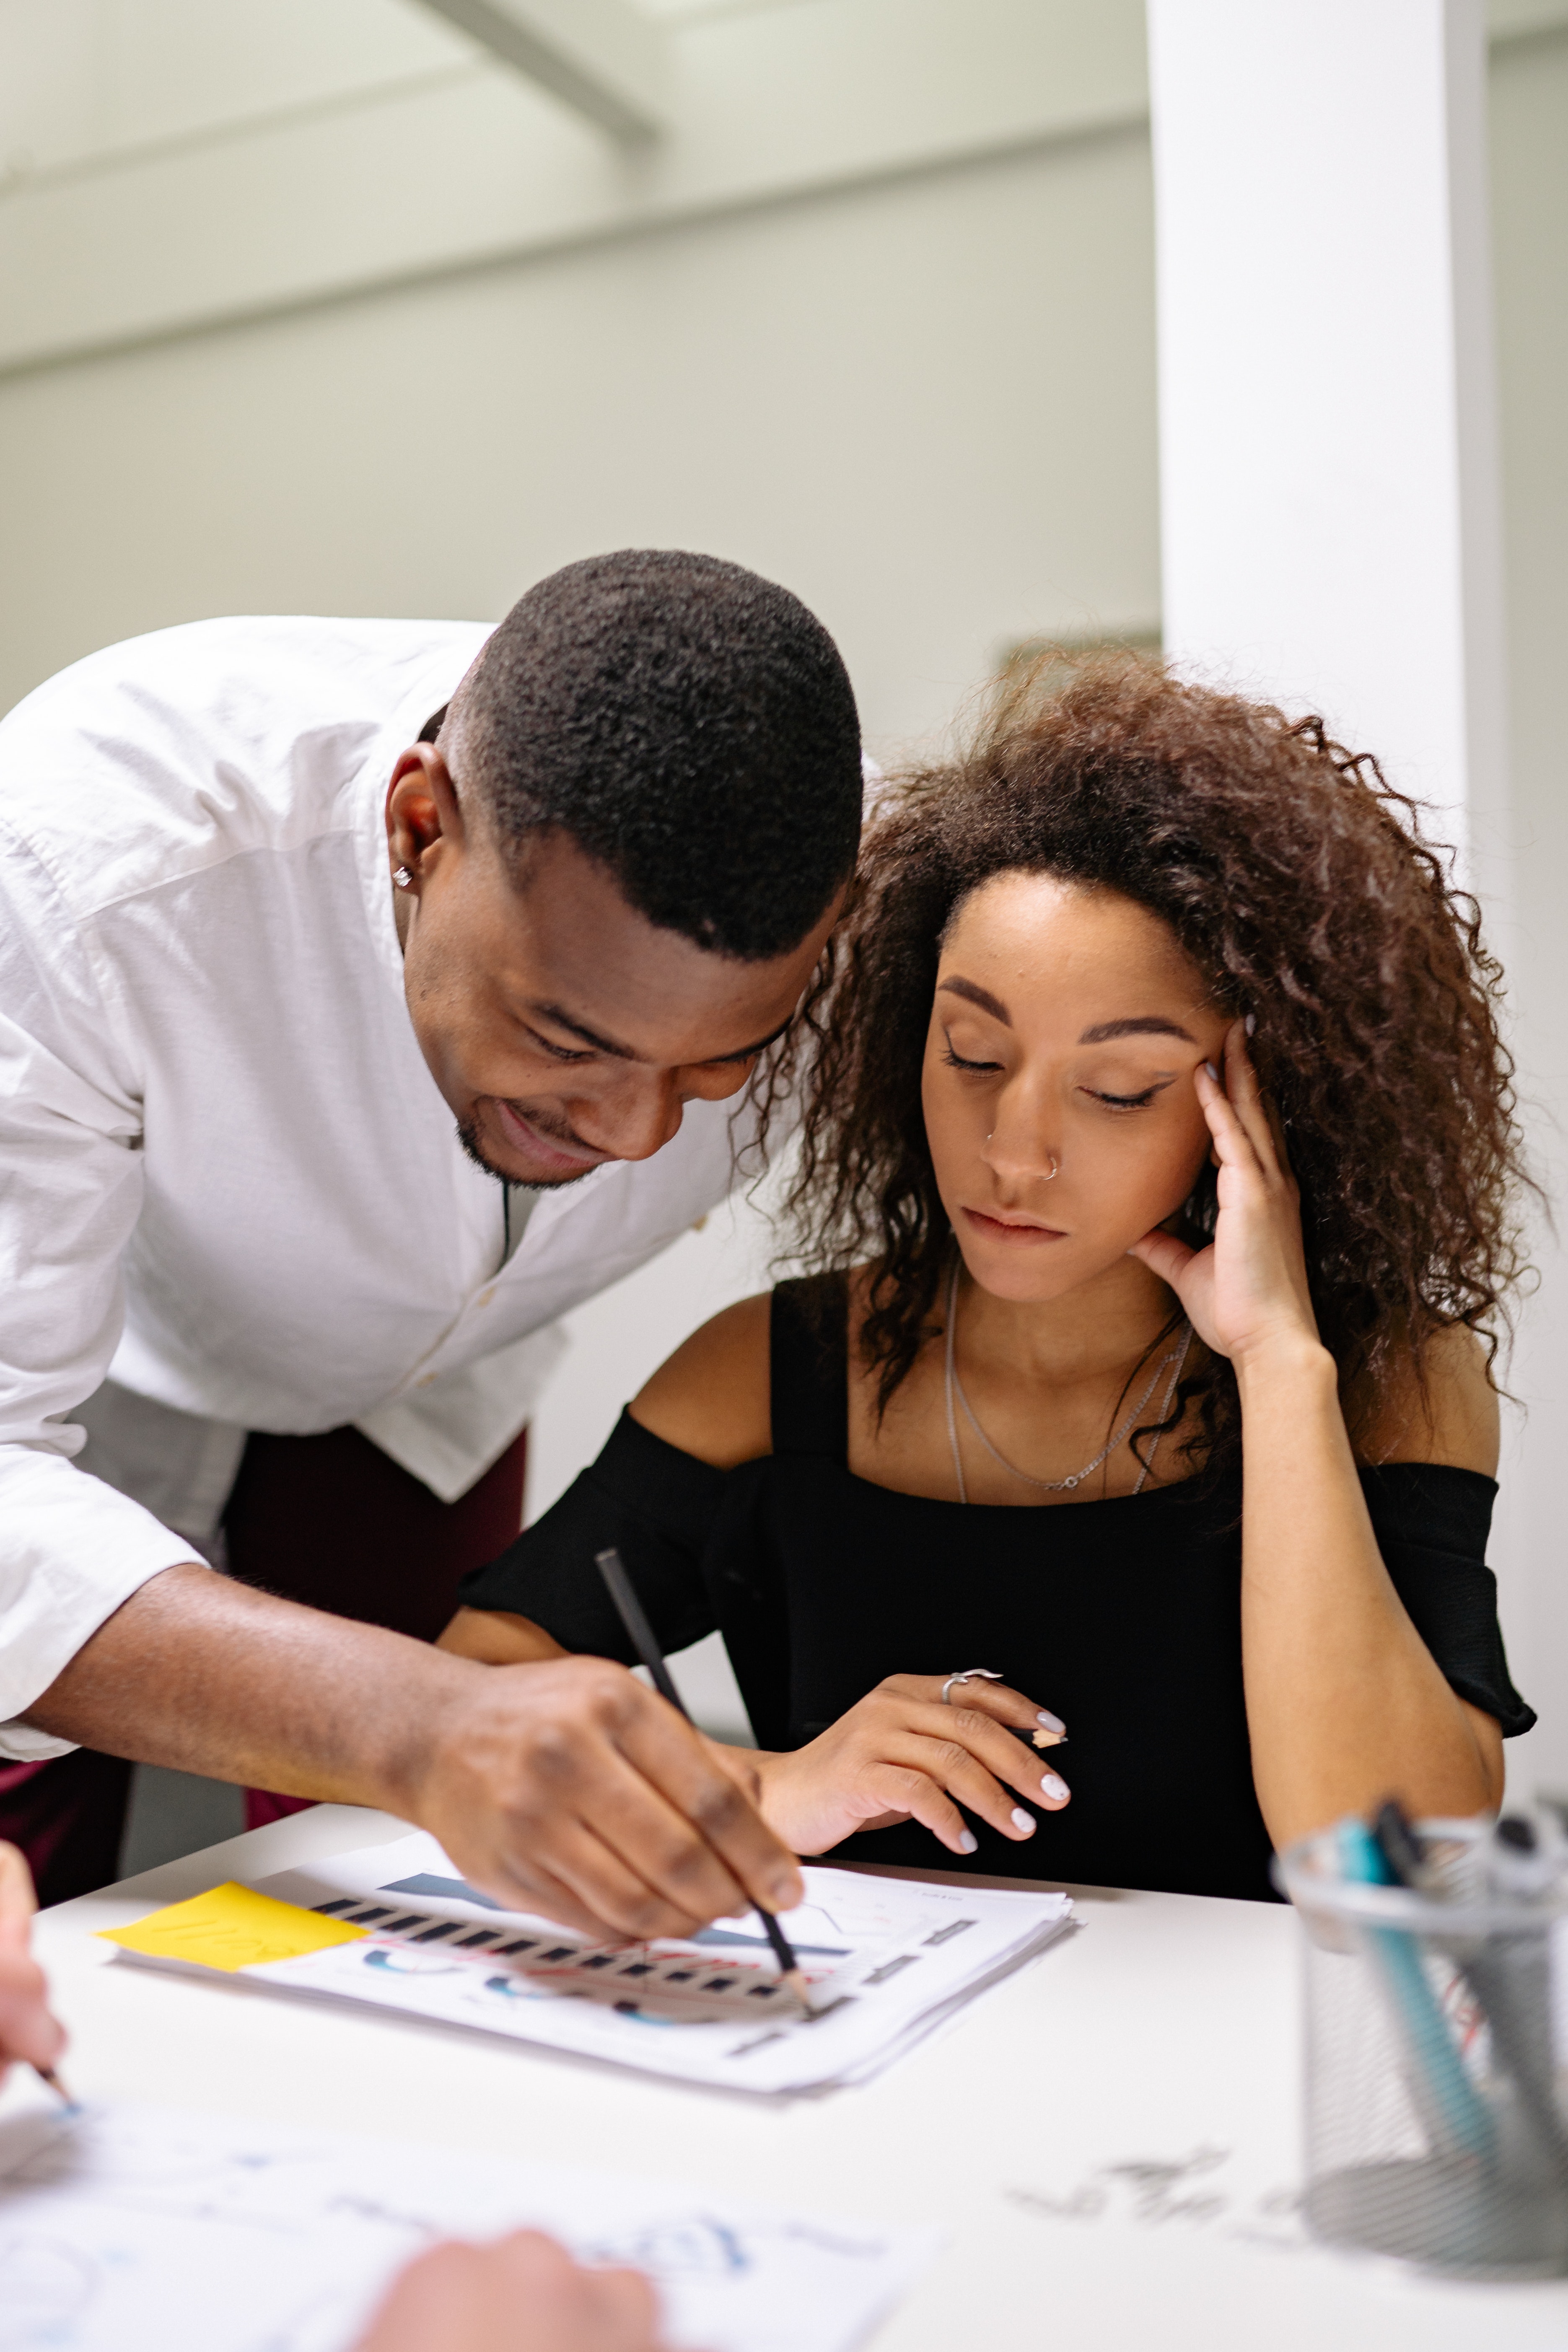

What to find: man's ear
left=385, top=744, right=468, bottom=879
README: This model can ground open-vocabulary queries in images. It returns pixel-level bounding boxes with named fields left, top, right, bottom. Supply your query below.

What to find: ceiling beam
left=0, top=0, right=1152, bottom=378
left=411, top=0, right=670, bottom=141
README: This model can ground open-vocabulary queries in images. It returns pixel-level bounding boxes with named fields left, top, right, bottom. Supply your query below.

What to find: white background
left=0, top=0, right=1564, bottom=1779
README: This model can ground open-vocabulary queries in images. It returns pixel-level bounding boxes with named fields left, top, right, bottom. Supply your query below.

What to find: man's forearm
left=24, top=1563, right=468, bottom=1813
left=25, top=1561, right=806, bottom=1946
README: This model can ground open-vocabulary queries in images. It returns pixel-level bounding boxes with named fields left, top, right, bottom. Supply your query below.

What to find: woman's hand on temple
left=1130, top=1021, right=1322, bottom=1373
left=743, top=1675, right=1070, bottom=1857
left=0, top=1843, right=67, bottom=2087
left=352, top=2230, right=669, bottom=2352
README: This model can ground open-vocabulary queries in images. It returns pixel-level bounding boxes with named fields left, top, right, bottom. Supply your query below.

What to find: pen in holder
left=1275, top=1813, right=1568, bottom=2278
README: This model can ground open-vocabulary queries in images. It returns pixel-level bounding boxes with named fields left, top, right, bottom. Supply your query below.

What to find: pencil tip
left=782, top=1968, right=816, bottom=2016
left=35, top=2064, right=76, bottom=2109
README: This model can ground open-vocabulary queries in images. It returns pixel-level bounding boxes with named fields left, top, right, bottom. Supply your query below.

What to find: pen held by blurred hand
left=34, top=2063, right=77, bottom=2110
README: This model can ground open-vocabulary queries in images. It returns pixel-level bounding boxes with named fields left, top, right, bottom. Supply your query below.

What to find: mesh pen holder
left=1275, top=1819, right=1568, bottom=2278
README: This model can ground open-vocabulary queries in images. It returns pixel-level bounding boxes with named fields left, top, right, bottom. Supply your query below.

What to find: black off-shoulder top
left=459, top=1278, right=1533, bottom=1903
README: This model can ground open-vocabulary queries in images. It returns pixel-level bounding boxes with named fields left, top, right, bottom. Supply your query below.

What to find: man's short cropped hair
left=451, top=549, right=862, bottom=960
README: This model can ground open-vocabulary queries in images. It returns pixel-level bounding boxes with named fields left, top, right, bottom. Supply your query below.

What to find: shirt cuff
left=0, top=1454, right=212, bottom=1757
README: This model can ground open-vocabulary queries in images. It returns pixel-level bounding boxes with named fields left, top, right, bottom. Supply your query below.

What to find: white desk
left=31, top=1807, right=1568, bottom=2349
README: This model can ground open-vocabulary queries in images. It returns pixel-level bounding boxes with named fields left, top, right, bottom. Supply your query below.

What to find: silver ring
left=941, top=1667, right=1004, bottom=1706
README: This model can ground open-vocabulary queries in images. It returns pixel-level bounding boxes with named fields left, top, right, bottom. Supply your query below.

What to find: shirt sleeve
left=456, top=1410, right=726, bottom=1663
left=0, top=827, right=205, bottom=1758
left=1361, top=1462, right=1534, bottom=1736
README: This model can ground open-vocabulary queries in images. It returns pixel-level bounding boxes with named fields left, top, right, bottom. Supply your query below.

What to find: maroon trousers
left=0, top=1424, right=526, bottom=1907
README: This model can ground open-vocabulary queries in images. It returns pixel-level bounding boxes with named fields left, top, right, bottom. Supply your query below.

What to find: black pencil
left=593, top=1547, right=813, bottom=2014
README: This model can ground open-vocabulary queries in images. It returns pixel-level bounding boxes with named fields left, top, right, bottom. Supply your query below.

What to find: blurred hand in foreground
left=353, top=2229, right=671, bottom=2352
left=0, top=1841, right=67, bottom=2087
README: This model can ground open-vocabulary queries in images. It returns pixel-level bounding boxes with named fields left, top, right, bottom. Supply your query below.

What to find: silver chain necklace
left=943, top=1257, right=1192, bottom=1504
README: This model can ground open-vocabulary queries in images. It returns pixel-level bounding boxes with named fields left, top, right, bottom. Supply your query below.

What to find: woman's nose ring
left=983, top=1138, right=1060, bottom=1180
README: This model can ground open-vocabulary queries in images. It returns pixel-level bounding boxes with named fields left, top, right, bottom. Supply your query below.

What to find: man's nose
left=569, top=1072, right=686, bottom=1164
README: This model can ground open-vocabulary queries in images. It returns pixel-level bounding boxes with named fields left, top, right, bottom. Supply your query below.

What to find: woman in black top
left=444, top=660, right=1531, bottom=1902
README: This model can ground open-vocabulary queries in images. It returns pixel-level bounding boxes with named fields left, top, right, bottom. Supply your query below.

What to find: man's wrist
left=366, top=1644, right=494, bottom=1823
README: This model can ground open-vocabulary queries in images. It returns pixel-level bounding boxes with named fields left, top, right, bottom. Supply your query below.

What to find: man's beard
left=456, top=1114, right=600, bottom=1190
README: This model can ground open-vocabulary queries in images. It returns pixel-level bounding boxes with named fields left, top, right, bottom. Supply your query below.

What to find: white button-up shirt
left=0, top=617, right=759, bottom=1756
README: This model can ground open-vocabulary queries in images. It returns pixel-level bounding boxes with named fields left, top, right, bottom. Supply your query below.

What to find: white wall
left=0, top=8, right=1564, bottom=1758
left=0, top=130, right=1159, bottom=742
left=1149, top=0, right=1505, bottom=869
left=1488, top=24, right=1568, bottom=1794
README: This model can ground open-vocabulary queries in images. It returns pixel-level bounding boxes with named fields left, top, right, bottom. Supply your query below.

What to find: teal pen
left=1374, top=1801, right=1568, bottom=2176
left=1338, top=1816, right=1494, bottom=2164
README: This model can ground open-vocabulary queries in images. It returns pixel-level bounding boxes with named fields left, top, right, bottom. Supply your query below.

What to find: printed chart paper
left=0, top=2096, right=935, bottom=2352
left=105, top=1830, right=1075, bottom=2095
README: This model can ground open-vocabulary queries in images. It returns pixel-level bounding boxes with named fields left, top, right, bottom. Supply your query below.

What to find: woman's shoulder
left=1350, top=1324, right=1500, bottom=1477
left=629, top=1291, right=774, bottom=1468
left=627, top=1271, right=859, bottom=1470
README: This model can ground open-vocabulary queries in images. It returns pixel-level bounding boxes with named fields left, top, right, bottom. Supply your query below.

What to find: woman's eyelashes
left=1081, top=1078, right=1174, bottom=1112
left=941, top=1029, right=1003, bottom=1074
left=938, top=1031, right=1180, bottom=1107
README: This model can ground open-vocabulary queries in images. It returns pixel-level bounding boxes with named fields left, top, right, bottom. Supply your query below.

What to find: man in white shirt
left=0, top=549, right=860, bottom=1932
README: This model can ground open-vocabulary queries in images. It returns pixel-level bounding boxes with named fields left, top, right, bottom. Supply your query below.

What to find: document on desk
left=102, top=1828, right=1075, bottom=2095
left=0, top=2093, right=935, bottom=2352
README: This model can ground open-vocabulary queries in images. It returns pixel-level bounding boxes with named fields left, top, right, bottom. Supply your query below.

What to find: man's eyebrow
left=1078, top=1015, right=1196, bottom=1045
left=938, top=978, right=1011, bottom=1025
left=527, top=1002, right=639, bottom=1059
left=526, top=1002, right=794, bottom=1065
left=710, top=1014, right=795, bottom=1065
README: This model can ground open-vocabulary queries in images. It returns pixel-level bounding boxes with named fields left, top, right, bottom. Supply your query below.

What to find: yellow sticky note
left=101, top=1881, right=367, bottom=1973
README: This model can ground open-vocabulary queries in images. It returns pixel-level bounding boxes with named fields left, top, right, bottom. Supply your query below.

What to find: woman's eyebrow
left=938, top=977, right=1011, bottom=1024
left=1078, top=1015, right=1196, bottom=1044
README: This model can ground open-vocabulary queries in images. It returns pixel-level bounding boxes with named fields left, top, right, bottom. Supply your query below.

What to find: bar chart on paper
left=100, top=1828, right=1075, bottom=2094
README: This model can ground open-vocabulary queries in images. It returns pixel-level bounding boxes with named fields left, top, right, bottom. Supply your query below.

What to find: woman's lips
left=494, top=1099, right=604, bottom=1173
left=962, top=1205, right=1068, bottom=1243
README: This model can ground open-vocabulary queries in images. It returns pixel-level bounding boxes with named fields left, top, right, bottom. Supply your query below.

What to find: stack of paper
left=0, top=2093, right=935, bottom=2351
left=104, top=1828, right=1075, bottom=2096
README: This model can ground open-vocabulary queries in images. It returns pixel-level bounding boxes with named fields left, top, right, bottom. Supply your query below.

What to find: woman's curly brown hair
left=783, top=654, right=1529, bottom=1481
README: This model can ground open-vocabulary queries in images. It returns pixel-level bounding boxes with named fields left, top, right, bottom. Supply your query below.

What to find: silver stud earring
left=393, top=865, right=414, bottom=890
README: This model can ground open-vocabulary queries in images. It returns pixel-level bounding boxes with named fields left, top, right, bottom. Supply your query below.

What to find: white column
left=1147, top=0, right=1507, bottom=872
left=1147, top=2, right=1557, bottom=1788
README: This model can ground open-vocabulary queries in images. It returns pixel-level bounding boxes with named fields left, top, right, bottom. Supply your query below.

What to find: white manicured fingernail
left=1204, top=1061, right=1221, bottom=1082
left=1041, top=1773, right=1069, bottom=1800
left=1245, top=1013, right=1257, bottom=1036
left=958, top=1829, right=978, bottom=1855
left=1010, top=1807, right=1036, bottom=1835
left=1036, top=1708, right=1065, bottom=1732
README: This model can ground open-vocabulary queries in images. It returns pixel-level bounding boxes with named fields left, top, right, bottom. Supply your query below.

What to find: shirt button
left=477, top=1287, right=496, bottom=1307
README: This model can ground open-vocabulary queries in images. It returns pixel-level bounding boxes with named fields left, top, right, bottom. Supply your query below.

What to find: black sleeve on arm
left=1361, top=1463, right=1536, bottom=1737
left=456, top=1410, right=725, bottom=1665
